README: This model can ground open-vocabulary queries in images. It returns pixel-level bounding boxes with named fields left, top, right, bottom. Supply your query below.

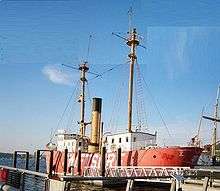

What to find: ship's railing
left=83, top=166, right=193, bottom=178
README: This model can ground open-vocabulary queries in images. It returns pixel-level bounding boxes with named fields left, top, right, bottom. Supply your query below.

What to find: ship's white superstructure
left=105, top=131, right=157, bottom=152
left=56, top=130, right=79, bottom=152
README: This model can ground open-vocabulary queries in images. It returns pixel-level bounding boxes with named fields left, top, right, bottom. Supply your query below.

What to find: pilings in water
left=5, top=149, right=220, bottom=191
left=34, top=149, right=54, bottom=176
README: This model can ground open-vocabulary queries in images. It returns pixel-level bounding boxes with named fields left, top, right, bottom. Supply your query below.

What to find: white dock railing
left=83, top=166, right=192, bottom=177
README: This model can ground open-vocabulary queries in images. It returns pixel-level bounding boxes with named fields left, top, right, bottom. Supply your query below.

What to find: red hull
left=46, top=147, right=202, bottom=174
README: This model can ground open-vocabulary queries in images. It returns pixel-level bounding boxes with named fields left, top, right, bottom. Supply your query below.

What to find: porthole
left=153, top=155, right=156, bottom=158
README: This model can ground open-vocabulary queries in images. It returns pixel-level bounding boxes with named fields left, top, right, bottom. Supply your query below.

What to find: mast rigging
left=212, top=86, right=220, bottom=157
left=202, top=86, right=220, bottom=161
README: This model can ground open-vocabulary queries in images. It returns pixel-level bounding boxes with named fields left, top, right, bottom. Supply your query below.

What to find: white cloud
left=42, top=65, right=71, bottom=85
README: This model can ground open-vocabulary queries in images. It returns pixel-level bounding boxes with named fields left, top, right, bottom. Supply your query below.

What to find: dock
left=1, top=164, right=220, bottom=191
left=1, top=150, right=220, bottom=191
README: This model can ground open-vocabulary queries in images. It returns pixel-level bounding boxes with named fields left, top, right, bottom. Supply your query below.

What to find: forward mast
left=78, top=62, right=89, bottom=137
left=127, top=28, right=140, bottom=133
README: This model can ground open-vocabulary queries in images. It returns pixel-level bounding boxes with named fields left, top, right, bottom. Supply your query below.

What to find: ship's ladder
left=134, top=62, right=148, bottom=131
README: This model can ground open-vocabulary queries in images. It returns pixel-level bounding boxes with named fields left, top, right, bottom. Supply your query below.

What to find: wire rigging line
left=128, top=7, right=133, bottom=34
left=49, top=80, right=80, bottom=142
left=109, top=81, right=125, bottom=132
left=65, top=83, right=80, bottom=132
left=65, top=103, right=75, bottom=132
left=0, top=37, right=5, bottom=64
left=62, top=63, right=99, bottom=76
left=86, top=35, right=92, bottom=62
left=134, top=78, right=141, bottom=130
left=90, top=62, right=129, bottom=81
left=86, top=81, right=92, bottom=110
left=197, top=107, right=205, bottom=137
left=135, top=61, right=149, bottom=131
left=108, top=64, right=129, bottom=132
left=137, top=61, right=172, bottom=138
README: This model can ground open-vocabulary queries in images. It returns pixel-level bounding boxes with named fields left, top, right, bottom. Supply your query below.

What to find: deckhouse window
left=119, top=138, right=121, bottom=143
left=112, top=138, right=114, bottom=143
left=133, top=137, right=136, bottom=142
left=126, top=137, right=128, bottom=142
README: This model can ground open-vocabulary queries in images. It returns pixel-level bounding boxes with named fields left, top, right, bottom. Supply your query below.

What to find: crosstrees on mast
left=62, top=61, right=90, bottom=137
left=112, top=26, right=147, bottom=133
left=62, top=35, right=95, bottom=137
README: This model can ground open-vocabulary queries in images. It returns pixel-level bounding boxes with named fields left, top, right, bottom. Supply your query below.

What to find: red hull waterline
left=46, top=146, right=203, bottom=175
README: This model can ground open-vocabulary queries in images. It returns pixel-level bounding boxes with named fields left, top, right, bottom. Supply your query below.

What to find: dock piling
left=117, top=147, right=121, bottom=166
left=13, top=151, right=17, bottom=168
left=49, top=150, right=54, bottom=177
left=77, top=149, right=81, bottom=175
left=25, top=152, right=29, bottom=170
left=101, top=146, right=106, bottom=176
left=64, top=148, right=68, bottom=176
left=35, top=150, right=40, bottom=172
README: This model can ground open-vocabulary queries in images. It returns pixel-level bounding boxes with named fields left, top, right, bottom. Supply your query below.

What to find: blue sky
left=0, top=0, right=220, bottom=152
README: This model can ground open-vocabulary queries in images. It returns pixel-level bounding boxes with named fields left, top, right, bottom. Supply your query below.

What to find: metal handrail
left=0, top=165, right=49, bottom=178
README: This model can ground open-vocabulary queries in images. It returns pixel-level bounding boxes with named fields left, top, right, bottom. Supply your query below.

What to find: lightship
left=46, top=27, right=203, bottom=175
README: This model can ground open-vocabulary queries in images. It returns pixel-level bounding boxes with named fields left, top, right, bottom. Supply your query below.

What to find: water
left=0, top=155, right=168, bottom=191
left=0, top=155, right=46, bottom=173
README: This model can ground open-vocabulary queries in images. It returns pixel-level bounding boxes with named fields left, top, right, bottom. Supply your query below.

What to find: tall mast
left=79, top=62, right=89, bottom=137
left=212, top=86, right=220, bottom=157
left=127, top=28, right=139, bottom=133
